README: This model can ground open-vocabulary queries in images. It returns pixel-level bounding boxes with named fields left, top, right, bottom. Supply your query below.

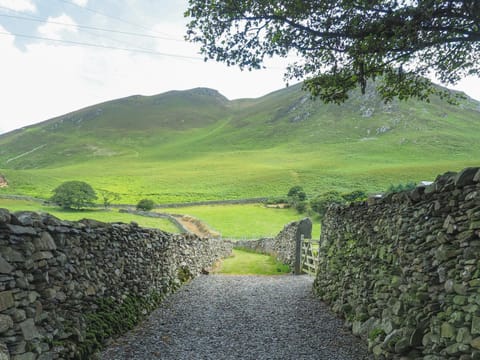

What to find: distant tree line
left=50, top=181, right=122, bottom=210
left=276, top=181, right=416, bottom=217
left=50, top=180, right=161, bottom=212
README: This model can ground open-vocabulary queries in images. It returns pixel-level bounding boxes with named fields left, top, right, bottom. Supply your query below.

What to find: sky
left=0, top=0, right=479, bottom=134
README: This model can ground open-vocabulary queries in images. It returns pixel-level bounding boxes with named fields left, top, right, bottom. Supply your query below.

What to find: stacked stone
left=0, top=210, right=232, bottom=359
left=314, top=167, right=480, bottom=359
left=235, top=218, right=311, bottom=269
left=118, top=208, right=187, bottom=233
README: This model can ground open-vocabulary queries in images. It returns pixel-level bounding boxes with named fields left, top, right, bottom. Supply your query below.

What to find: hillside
left=0, top=83, right=479, bottom=203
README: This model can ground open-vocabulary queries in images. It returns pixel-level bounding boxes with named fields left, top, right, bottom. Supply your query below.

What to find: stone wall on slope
left=0, top=210, right=232, bottom=359
left=236, top=218, right=312, bottom=272
left=314, top=167, right=480, bottom=359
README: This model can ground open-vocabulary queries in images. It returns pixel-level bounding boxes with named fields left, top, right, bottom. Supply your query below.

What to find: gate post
left=294, top=218, right=312, bottom=275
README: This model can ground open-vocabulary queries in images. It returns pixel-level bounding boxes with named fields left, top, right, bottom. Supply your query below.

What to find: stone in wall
left=0, top=209, right=232, bottom=359
left=236, top=218, right=312, bottom=270
left=314, top=167, right=480, bottom=359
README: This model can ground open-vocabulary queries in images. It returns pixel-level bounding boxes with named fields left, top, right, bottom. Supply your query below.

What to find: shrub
left=98, top=189, right=121, bottom=209
left=342, top=190, right=367, bottom=203
left=310, top=191, right=344, bottom=216
left=287, top=185, right=306, bottom=201
left=294, top=201, right=308, bottom=213
left=287, top=185, right=307, bottom=213
left=51, top=181, right=97, bottom=210
left=136, top=199, right=155, bottom=211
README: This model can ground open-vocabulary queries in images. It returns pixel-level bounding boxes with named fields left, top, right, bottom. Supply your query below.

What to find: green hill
left=0, top=83, right=479, bottom=203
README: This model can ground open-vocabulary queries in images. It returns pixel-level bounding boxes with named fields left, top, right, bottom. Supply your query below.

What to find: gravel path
left=99, top=275, right=372, bottom=360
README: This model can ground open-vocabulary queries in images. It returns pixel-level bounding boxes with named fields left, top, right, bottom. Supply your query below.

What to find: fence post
left=294, top=218, right=312, bottom=275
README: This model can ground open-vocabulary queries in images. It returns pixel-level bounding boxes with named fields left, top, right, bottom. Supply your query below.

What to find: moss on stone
left=68, top=290, right=169, bottom=360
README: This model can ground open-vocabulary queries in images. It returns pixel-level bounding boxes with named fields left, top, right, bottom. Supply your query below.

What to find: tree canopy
left=136, top=199, right=155, bottom=211
left=185, top=0, right=480, bottom=103
left=51, top=181, right=97, bottom=210
left=98, top=189, right=121, bottom=209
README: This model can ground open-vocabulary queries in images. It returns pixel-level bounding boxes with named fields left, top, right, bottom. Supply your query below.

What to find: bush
left=287, top=185, right=307, bottom=213
left=294, top=201, right=308, bottom=213
left=310, top=191, right=344, bottom=216
left=98, top=189, right=121, bottom=209
left=287, top=185, right=306, bottom=201
left=341, top=190, right=367, bottom=203
left=51, top=181, right=97, bottom=210
left=136, top=199, right=155, bottom=211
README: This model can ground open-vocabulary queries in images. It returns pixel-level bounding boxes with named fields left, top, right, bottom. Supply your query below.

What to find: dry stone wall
left=314, top=167, right=480, bottom=359
left=236, top=218, right=312, bottom=271
left=0, top=209, right=232, bottom=360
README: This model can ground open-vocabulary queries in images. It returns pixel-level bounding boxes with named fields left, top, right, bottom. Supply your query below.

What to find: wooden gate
left=300, top=236, right=319, bottom=276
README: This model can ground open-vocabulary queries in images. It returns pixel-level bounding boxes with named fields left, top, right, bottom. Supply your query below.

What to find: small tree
left=136, top=199, right=155, bottom=211
left=51, top=181, right=97, bottom=210
left=310, top=191, right=344, bottom=217
left=287, top=185, right=306, bottom=201
left=287, top=185, right=307, bottom=213
left=98, top=189, right=121, bottom=209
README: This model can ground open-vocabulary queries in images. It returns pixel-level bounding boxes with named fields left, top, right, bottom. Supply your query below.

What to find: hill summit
left=0, top=83, right=479, bottom=203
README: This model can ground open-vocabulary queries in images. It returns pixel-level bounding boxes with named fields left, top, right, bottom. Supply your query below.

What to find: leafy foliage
left=186, top=0, right=479, bottom=103
left=98, top=189, right=121, bottom=209
left=136, top=198, right=155, bottom=211
left=342, top=190, right=367, bottom=203
left=50, top=181, right=97, bottom=210
left=310, top=191, right=345, bottom=216
left=287, top=185, right=306, bottom=201
left=287, top=185, right=307, bottom=213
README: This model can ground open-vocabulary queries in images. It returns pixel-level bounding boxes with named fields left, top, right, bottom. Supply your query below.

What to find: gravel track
left=99, top=275, right=372, bottom=360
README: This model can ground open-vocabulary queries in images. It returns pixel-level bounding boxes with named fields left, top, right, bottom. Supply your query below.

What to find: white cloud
left=452, top=76, right=480, bottom=101
left=1, top=13, right=479, bottom=136
left=0, top=19, right=290, bottom=134
left=71, top=0, right=88, bottom=7
left=0, top=0, right=35, bottom=12
left=37, top=14, right=78, bottom=40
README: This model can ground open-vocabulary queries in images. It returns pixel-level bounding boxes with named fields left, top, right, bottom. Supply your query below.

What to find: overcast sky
left=1, top=0, right=479, bottom=134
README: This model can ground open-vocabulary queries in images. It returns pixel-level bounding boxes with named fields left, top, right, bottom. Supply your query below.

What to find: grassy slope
left=0, top=198, right=180, bottom=233
left=161, top=203, right=320, bottom=239
left=213, top=248, right=290, bottom=275
left=0, top=84, right=479, bottom=204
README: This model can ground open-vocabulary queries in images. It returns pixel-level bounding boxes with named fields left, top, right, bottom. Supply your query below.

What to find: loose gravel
left=99, top=275, right=372, bottom=360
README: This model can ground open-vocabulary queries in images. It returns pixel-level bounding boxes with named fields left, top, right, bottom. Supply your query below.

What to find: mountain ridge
left=0, top=83, right=479, bottom=203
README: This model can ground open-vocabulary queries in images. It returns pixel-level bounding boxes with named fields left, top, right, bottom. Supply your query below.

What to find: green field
left=0, top=199, right=316, bottom=238
left=1, top=84, right=478, bottom=206
left=0, top=198, right=180, bottom=233
left=0, top=84, right=478, bottom=242
left=161, top=203, right=321, bottom=239
left=213, top=249, right=290, bottom=275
